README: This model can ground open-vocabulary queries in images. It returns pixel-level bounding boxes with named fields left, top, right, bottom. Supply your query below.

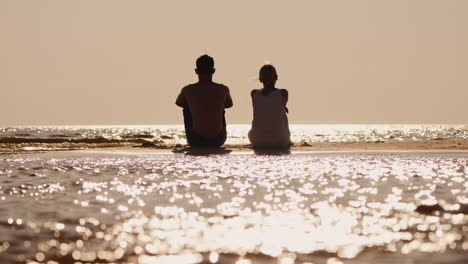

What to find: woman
left=248, top=64, right=292, bottom=148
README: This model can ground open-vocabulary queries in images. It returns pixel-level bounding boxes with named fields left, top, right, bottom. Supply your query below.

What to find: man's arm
left=224, top=86, right=233, bottom=108
left=175, top=87, right=187, bottom=108
left=250, top=90, right=256, bottom=100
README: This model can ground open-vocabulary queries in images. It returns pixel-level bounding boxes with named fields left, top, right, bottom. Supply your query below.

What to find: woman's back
left=249, top=89, right=291, bottom=147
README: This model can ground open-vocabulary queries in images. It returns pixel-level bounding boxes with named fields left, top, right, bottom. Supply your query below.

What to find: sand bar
left=1, top=139, right=467, bottom=155
left=83, top=139, right=468, bottom=155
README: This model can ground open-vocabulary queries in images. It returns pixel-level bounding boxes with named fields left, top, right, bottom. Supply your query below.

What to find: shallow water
left=0, top=151, right=467, bottom=263
left=2, top=125, right=467, bottom=155
left=1, top=124, right=467, bottom=146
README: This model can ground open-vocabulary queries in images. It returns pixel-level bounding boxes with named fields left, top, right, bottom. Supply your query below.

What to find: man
left=176, top=55, right=233, bottom=147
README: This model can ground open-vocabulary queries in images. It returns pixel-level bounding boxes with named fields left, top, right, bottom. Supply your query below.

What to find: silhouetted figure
left=176, top=55, right=233, bottom=147
left=248, top=64, right=292, bottom=148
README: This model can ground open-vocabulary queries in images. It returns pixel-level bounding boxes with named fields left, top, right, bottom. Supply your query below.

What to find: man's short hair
left=196, top=55, right=215, bottom=73
left=259, top=64, right=277, bottom=75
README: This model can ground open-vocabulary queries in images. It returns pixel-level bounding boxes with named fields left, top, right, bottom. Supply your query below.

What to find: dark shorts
left=183, top=108, right=227, bottom=148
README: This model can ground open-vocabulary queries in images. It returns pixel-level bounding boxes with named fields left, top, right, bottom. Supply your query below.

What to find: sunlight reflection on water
left=0, top=152, right=467, bottom=263
left=1, top=124, right=467, bottom=146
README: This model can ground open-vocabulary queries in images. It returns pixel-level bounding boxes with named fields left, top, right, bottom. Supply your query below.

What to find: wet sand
left=2, top=139, right=467, bottom=156
left=295, top=139, right=468, bottom=151
left=105, top=139, right=468, bottom=155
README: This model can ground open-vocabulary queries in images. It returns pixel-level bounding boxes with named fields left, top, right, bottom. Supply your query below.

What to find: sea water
left=0, top=125, right=467, bottom=263
left=1, top=124, right=467, bottom=149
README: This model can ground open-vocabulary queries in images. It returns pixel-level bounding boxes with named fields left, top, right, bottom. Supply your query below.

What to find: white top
left=248, top=89, right=291, bottom=147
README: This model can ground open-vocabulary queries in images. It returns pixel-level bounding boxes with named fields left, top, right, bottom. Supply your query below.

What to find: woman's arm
left=281, top=89, right=289, bottom=113
left=224, top=86, right=233, bottom=108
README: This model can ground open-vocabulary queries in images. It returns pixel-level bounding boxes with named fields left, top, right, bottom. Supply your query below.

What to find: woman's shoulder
left=268, top=88, right=287, bottom=96
left=278, top=88, right=288, bottom=97
left=279, top=88, right=288, bottom=94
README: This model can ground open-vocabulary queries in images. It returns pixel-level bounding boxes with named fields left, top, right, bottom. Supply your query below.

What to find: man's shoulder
left=180, top=83, right=199, bottom=95
left=184, top=82, right=229, bottom=94
left=212, top=82, right=229, bottom=90
left=182, top=83, right=196, bottom=90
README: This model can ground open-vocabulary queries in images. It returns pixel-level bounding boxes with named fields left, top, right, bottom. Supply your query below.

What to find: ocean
left=1, top=124, right=467, bottom=153
left=0, top=125, right=467, bottom=263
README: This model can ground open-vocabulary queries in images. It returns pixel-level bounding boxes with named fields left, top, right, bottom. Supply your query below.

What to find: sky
left=1, top=0, right=467, bottom=125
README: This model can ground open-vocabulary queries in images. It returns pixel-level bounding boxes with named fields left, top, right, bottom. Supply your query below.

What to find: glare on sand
left=0, top=152, right=466, bottom=263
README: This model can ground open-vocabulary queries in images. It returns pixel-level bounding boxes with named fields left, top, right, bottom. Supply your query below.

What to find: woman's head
left=259, top=64, right=278, bottom=86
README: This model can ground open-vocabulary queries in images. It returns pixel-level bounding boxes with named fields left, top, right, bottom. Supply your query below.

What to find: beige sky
left=1, top=0, right=467, bottom=125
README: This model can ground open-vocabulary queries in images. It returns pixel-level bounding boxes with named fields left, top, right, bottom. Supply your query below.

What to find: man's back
left=176, top=81, right=233, bottom=137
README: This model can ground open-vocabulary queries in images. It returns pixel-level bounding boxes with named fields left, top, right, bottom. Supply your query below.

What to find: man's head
left=195, top=54, right=215, bottom=75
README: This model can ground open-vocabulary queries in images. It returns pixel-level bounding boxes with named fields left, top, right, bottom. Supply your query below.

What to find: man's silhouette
left=176, top=55, right=233, bottom=147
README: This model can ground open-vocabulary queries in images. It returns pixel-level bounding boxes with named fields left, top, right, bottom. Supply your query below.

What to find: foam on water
left=0, top=151, right=467, bottom=263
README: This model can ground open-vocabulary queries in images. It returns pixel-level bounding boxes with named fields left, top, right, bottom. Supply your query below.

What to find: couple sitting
left=176, top=55, right=292, bottom=149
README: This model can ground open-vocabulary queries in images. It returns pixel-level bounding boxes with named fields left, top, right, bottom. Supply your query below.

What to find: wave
left=0, top=137, right=155, bottom=144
